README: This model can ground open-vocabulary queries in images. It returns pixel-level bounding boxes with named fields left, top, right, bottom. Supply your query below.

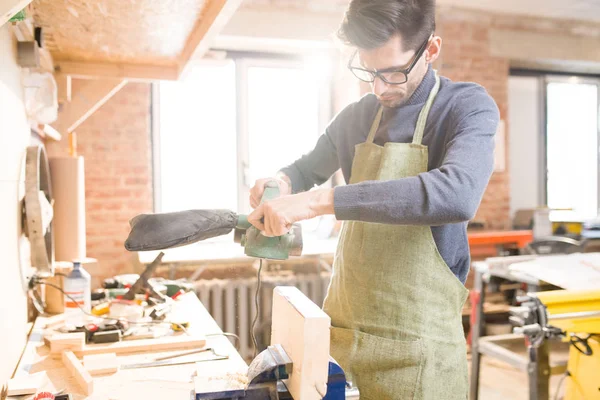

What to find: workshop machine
left=511, top=289, right=600, bottom=399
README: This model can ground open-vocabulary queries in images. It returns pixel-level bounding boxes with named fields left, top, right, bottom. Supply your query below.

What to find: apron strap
left=366, top=106, right=384, bottom=144
left=412, top=71, right=441, bottom=145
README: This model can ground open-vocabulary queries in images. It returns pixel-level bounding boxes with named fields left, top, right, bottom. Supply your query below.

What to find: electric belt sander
left=124, top=181, right=302, bottom=260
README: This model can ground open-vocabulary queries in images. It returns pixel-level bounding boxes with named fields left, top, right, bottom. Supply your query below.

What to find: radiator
left=194, top=272, right=332, bottom=361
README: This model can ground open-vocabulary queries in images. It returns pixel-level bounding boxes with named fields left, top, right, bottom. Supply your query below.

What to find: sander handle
left=236, top=180, right=281, bottom=230
left=261, top=180, right=281, bottom=204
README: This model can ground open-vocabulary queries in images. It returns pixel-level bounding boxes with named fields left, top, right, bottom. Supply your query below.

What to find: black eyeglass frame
left=347, top=35, right=433, bottom=85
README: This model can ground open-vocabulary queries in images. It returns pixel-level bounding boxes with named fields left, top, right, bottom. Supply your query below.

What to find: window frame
left=151, top=52, right=333, bottom=215
left=510, top=69, right=600, bottom=218
left=543, top=74, right=600, bottom=217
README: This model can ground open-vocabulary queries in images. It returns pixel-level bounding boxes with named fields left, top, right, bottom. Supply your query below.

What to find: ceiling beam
left=0, top=0, right=32, bottom=28
left=178, top=0, right=244, bottom=74
left=52, top=78, right=127, bottom=135
left=55, top=60, right=179, bottom=82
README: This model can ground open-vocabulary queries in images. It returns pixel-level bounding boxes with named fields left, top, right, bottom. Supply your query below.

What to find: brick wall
left=436, top=12, right=511, bottom=229
left=46, top=82, right=153, bottom=284
left=433, top=7, right=600, bottom=228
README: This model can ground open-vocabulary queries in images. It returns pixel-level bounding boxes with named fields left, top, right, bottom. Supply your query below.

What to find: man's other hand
left=249, top=176, right=291, bottom=209
left=248, top=189, right=334, bottom=237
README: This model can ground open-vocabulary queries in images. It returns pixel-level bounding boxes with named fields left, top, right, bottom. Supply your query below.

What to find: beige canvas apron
left=323, top=72, right=469, bottom=400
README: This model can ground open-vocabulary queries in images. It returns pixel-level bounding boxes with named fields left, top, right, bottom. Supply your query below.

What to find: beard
left=376, top=64, right=427, bottom=108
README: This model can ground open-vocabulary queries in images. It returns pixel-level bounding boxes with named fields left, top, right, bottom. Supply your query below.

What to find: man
left=248, top=0, right=499, bottom=398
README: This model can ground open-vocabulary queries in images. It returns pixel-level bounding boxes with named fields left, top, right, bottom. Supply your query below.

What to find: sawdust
left=207, top=372, right=250, bottom=389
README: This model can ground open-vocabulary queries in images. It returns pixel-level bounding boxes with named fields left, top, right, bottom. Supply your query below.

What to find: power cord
left=250, top=259, right=264, bottom=358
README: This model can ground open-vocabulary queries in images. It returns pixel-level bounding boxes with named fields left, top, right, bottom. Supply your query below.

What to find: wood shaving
left=207, top=372, right=249, bottom=389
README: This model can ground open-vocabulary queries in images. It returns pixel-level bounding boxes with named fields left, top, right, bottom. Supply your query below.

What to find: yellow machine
left=519, top=289, right=600, bottom=399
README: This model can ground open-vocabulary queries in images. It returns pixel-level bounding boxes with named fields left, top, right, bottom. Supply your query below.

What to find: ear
left=425, top=36, right=442, bottom=64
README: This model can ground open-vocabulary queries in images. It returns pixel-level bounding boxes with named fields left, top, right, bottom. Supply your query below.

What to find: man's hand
left=248, top=188, right=335, bottom=237
left=249, top=176, right=292, bottom=209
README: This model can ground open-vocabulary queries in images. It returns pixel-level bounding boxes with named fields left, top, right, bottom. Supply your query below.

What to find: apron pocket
left=331, top=326, right=424, bottom=400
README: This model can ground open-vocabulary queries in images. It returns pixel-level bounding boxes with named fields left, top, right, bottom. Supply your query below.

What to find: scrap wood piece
left=7, top=371, right=48, bottom=396
left=77, top=335, right=206, bottom=356
left=271, top=286, right=331, bottom=400
left=47, top=332, right=86, bottom=354
left=83, top=353, right=119, bottom=375
left=62, top=351, right=93, bottom=395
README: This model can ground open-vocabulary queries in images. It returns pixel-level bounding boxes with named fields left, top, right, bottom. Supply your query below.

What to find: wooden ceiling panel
left=32, top=0, right=208, bottom=65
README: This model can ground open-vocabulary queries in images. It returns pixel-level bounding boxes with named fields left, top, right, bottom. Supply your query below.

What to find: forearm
left=333, top=169, right=485, bottom=225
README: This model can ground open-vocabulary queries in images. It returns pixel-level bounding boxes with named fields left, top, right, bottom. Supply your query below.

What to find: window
left=546, top=77, right=600, bottom=220
left=153, top=54, right=332, bottom=244
left=156, top=60, right=238, bottom=213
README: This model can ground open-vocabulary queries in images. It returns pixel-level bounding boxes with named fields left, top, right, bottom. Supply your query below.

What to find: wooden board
left=270, top=286, right=331, bottom=400
left=62, top=351, right=93, bottom=395
left=83, top=353, right=119, bottom=375
left=7, top=371, right=47, bottom=396
left=10, top=293, right=247, bottom=399
left=77, top=334, right=206, bottom=356
left=48, top=332, right=85, bottom=353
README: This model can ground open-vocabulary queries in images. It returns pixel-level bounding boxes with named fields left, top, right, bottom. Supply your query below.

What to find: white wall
left=508, top=75, right=542, bottom=218
left=0, top=23, right=31, bottom=384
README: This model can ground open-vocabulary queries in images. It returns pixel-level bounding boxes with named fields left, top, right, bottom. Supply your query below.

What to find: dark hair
left=338, top=0, right=436, bottom=51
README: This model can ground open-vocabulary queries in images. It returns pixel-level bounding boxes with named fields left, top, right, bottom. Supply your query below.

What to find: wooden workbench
left=9, top=293, right=247, bottom=399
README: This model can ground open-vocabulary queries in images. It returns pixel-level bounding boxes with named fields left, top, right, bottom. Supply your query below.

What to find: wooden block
left=77, top=335, right=206, bottom=356
left=7, top=371, right=48, bottom=396
left=62, top=351, right=93, bottom=395
left=83, top=353, right=119, bottom=375
left=270, top=286, right=331, bottom=400
left=48, top=332, right=86, bottom=353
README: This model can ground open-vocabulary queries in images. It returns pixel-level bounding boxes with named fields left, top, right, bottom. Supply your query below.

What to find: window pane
left=546, top=81, right=598, bottom=219
left=247, top=65, right=321, bottom=189
left=158, top=62, right=238, bottom=215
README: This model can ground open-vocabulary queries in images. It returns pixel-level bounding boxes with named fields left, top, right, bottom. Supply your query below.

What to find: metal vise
left=194, top=344, right=359, bottom=400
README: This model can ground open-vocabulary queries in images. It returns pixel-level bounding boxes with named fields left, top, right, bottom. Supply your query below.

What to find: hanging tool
left=23, top=145, right=55, bottom=278
left=124, top=182, right=302, bottom=260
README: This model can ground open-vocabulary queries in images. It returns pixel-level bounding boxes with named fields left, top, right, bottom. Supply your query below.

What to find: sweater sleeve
left=333, top=86, right=499, bottom=225
left=279, top=101, right=361, bottom=194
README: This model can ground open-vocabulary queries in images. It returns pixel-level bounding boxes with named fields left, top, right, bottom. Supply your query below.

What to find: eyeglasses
left=348, top=35, right=432, bottom=85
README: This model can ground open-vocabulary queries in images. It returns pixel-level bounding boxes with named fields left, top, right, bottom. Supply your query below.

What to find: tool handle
left=235, top=181, right=281, bottom=231
left=261, top=181, right=280, bottom=204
